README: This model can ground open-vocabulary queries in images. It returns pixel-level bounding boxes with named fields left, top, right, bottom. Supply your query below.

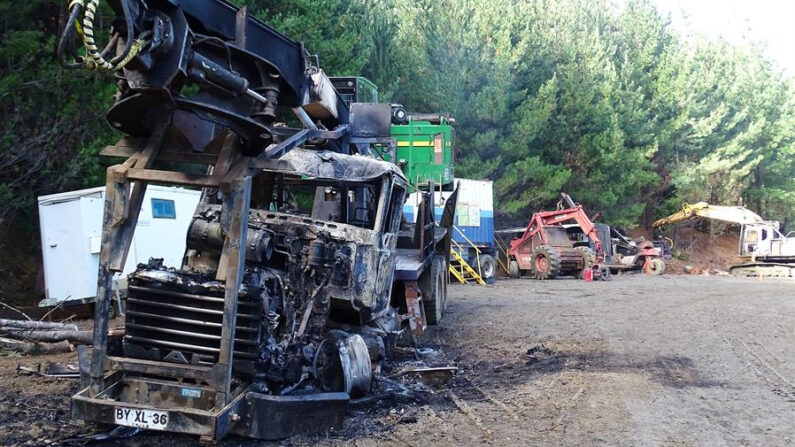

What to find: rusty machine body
left=506, top=194, right=604, bottom=279
left=58, top=0, right=455, bottom=441
left=505, top=193, right=665, bottom=279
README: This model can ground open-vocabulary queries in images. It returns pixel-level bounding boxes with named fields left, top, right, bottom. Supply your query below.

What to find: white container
left=403, top=178, right=494, bottom=247
left=38, top=185, right=201, bottom=306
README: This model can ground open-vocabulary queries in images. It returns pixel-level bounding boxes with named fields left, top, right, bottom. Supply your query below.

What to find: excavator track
left=728, top=263, right=795, bottom=277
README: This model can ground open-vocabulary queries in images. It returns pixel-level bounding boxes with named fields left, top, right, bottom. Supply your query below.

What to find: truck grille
left=124, top=283, right=262, bottom=371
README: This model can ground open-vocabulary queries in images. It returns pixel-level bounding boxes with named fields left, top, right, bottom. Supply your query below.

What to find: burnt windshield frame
left=258, top=173, right=388, bottom=231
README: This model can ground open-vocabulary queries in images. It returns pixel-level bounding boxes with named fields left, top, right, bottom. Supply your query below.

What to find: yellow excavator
left=653, top=202, right=795, bottom=277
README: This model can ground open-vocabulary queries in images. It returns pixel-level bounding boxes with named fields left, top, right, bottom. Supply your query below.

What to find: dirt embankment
left=631, top=224, right=742, bottom=274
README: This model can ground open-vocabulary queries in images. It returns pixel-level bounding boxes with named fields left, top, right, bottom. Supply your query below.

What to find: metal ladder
left=449, top=227, right=486, bottom=285
left=493, top=234, right=512, bottom=275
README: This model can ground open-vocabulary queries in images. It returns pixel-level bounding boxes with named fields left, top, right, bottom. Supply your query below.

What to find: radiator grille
left=124, top=283, right=262, bottom=370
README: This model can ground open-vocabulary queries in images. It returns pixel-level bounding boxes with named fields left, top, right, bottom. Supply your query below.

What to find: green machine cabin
left=329, top=77, right=454, bottom=191
left=390, top=114, right=455, bottom=191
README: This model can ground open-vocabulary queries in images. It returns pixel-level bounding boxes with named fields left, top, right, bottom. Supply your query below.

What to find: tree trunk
left=0, top=318, right=79, bottom=332
left=0, top=337, right=73, bottom=354
left=0, top=327, right=92, bottom=344
left=753, top=165, right=763, bottom=213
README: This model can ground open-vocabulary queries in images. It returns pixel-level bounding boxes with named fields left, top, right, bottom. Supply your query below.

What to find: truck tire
left=643, top=258, right=666, bottom=275
left=531, top=245, right=561, bottom=280
left=420, top=255, right=446, bottom=325
left=477, top=254, right=496, bottom=280
left=574, top=246, right=596, bottom=279
left=509, top=259, right=521, bottom=278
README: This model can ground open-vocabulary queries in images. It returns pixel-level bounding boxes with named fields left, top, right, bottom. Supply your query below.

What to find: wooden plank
left=101, top=145, right=220, bottom=165
left=91, top=179, right=124, bottom=396
left=108, top=119, right=170, bottom=272
left=212, top=132, right=240, bottom=179
left=107, top=156, right=138, bottom=227
left=91, top=116, right=171, bottom=396
left=126, top=168, right=221, bottom=187
left=220, top=155, right=253, bottom=187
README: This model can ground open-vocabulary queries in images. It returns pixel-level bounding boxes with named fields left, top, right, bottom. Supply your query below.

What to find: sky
left=650, top=0, right=795, bottom=74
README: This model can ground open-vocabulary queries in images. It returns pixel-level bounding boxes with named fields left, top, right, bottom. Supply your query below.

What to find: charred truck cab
left=58, top=0, right=456, bottom=441
left=184, top=149, right=410, bottom=329
left=72, top=143, right=453, bottom=441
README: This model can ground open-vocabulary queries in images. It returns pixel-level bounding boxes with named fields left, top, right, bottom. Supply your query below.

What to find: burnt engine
left=123, top=205, right=379, bottom=396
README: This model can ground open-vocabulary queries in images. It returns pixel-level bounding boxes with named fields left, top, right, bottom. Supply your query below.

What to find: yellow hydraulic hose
left=69, top=0, right=145, bottom=71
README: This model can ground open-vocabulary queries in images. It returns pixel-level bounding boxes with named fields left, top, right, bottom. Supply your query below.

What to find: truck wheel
left=509, top=259, right=521, bottom=278
left=478, top=254, right=496, bottom=280
left=531, top=245, right=561, bottom=280
left=643, top=258, right=666, bottom=275
left=420, top=255, right=446, bottom=325
left=574, top=246, right=596, bottom=279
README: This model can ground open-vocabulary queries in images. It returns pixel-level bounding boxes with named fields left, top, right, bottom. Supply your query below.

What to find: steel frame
left=81, top=111, right=361, bottom=440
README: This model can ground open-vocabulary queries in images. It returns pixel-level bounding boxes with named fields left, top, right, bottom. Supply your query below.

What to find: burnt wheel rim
left=535, top=255, right=548, bottom=272
left=482, top=259, right=494, bottom=278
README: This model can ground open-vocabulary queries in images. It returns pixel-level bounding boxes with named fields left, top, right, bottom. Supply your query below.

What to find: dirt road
left=1, top=275, right=793, bottom=446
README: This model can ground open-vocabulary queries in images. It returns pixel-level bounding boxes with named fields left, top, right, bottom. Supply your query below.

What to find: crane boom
left=58, top=0, right=350, bottom=156
left=652, top=202, right=765, bottom=228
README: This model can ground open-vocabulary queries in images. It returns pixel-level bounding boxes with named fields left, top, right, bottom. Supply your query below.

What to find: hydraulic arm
left=512, top=193, right=604, bottom=257
left=652, top=202, right=764, bottom=228
left=653, top=202, right=794, bottom=276
left=58, top=0, right=349, bottom=155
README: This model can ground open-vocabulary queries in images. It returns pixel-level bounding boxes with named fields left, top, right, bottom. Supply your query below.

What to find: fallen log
left=0, top=318, right=79, bottom=332
left=0, top=327, right=93, bottom=344
left=0, top=337, right=73, bottom=355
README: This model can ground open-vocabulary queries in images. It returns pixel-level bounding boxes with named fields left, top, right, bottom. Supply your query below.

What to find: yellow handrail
left=451, top=240, right=466, bottom=276
left=453, top=225, right=481, bottom=255
left=452, top=225, right=482, bottom=277
left=448, top=246, right=486, bottom=285
left=493, top=234, right=511, bottom=274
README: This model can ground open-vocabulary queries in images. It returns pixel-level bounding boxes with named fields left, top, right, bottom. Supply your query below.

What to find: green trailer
left=329, top=77, right=454, bottom=192
left=390, top=115, right=455, bottom=191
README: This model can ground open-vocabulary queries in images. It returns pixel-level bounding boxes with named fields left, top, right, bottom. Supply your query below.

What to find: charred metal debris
left=124, top=152, right=407, bottom=398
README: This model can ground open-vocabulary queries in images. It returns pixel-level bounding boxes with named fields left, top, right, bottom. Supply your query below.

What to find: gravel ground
left=1, top=274, right=793, bottom=446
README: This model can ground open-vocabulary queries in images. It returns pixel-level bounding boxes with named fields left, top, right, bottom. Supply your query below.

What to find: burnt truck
left=74, top=149, right=454, bottom=440
left=57, top=0, right=456, bottom=441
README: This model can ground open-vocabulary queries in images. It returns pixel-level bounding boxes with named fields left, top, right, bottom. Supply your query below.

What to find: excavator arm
left=652, top=202, right=765, bottom=228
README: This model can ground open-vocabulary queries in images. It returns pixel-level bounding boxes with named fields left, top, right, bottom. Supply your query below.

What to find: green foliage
left=1, top=0, right=794, bottom=303
left=378, top=0, right=794, bottom=227
left=1, top=0, right=118, bottom=304
left=234, top=0, right=371, bottom=76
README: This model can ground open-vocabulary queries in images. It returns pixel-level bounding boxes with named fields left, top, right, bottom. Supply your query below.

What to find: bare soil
left=1, top=274, right=794, bottom=446
left=662, top=226, right=744, bottom=274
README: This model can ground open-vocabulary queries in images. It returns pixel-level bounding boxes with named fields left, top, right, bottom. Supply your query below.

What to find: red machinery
left=507, top=194, right=603, bottom=279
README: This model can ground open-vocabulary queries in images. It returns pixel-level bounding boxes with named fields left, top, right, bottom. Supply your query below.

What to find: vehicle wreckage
left=57, top=0, right=456, bottom=441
